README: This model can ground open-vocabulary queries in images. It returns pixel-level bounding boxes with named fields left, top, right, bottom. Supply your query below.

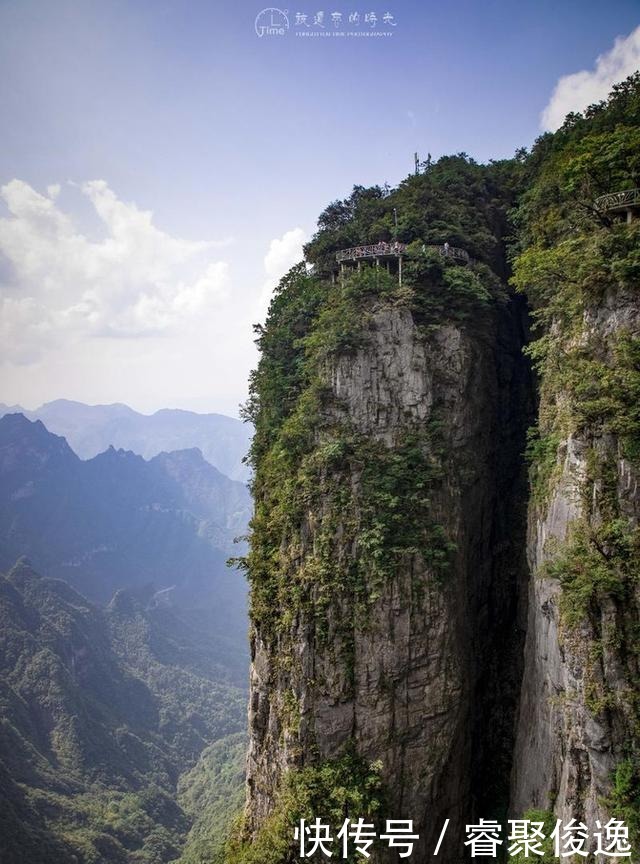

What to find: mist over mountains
left=0, top=400, right=252, bottom=482
left=0, top=413, right=250, bottom=624
left=0, top=409, right=252, bottom=862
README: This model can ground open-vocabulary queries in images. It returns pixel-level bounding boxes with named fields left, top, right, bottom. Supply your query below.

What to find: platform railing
left=595, top=189, right=640, bottom=212
left=336, top=242, right=407, bottom=262
left=424, top=244, right=470, bottom=263
left=335, top=242, right=469, bottom=264
left=336, top=242, right=471, bottom=264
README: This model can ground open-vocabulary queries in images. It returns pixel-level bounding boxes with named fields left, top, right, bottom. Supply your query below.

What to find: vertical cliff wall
left=512, top=282, right=640, bottom=829
left=240, top=230, right=532, bottom=861
left=235, top=79, right=640, bottom=863
left=510, top=74, right=640, bottom=840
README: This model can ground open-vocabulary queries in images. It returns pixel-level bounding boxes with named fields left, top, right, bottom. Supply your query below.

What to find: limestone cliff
left=239, top=188, right=531, bottom=859
left=234, top=76, right=640, bottom=864
left=509, top=76, right=640, bottom=839
left=512, top=288, right=640, bottom=829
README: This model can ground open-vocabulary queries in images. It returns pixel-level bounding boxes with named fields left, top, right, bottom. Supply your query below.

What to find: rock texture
left=246, top=297, right=531, bottom=860
left=512, top=290, right=640, bottom=829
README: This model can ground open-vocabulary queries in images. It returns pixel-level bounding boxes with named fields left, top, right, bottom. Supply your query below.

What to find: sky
left=0, top=0, right=638, bottom=417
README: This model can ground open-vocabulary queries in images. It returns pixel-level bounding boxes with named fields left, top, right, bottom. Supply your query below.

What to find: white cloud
left=0, top=182, right=310, bottom=417
left=264, top=227, right=306, bottom=280
left=541, top=26, right=640, bottom=132
left=0, top=179, right=230, bottom=362
left=257, top=227, right=306, bottom=319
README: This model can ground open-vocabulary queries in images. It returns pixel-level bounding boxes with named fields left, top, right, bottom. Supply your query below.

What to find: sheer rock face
left=246, top=299, right=531, bottom=860
left=512, top=291, right=640, bottom=825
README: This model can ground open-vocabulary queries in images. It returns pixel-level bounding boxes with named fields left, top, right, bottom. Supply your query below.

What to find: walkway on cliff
left=336, top=241, right=470, bottom=264
left=595, top=188, right=640, bottom=223
left=334, top=241, right=470, bottom=285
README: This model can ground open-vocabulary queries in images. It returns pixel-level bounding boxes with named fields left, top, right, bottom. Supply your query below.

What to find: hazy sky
left=0, top=0, right=638, bottom=417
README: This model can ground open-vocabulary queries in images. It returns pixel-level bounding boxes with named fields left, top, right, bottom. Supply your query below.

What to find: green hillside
left=0, top=560, right=246, bottom=864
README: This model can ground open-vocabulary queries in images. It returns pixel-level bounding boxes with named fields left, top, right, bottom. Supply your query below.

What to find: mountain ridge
left=0, top=413, right=250, bottom=624
left=0, top=399, right=252, bottom=482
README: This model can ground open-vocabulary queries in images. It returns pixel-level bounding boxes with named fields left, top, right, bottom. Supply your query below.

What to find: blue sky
left=0, top=0, right=638, bottom=416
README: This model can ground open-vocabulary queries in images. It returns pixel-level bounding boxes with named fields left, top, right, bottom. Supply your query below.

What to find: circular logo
left=255, top=8, right=289, bottom=37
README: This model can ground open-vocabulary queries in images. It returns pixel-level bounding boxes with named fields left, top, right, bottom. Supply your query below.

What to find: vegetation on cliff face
left=234, top=148, right=530, bottom=859
left=512, top=75, right=640, bottom=467
left=237, top=73, right=640, bottom=861
left=508, top=810, right=557, bottom=864
left=512, top=73, right=640, bottom=836
left=241, top=155, right=521, bottom=640
left=226, top=753, right=385, bottom=864
left=513, top=76, right=640, bottom=630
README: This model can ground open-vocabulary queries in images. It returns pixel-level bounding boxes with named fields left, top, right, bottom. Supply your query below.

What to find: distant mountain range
left=0, top=400, right=252, bottom=482
left=0, top=413, right=250, bottom=625
left=0, top=559, right=246, bottom=864
left=0, top=411, right=252, bottom=861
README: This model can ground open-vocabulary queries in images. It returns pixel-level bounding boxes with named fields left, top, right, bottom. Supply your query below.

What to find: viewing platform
left=336, top=241, right=407, bottom=262
left=335, top=241, right=469, bottom=285
left=335, top=242, right=470, bottom=264
left=595, top=188, right=640, bottom=223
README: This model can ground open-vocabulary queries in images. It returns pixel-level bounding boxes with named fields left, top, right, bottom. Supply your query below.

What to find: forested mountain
left=0, top=400, right=252, bottom=482
left=0, top=413, right=252, bottom=862
left=0, top=559, right=246, bottom=864
left=3, top=75, right=639, bottom=864
left=0, top=413, right=250, bottom=625
left=176, top=733, right=246, bottom=864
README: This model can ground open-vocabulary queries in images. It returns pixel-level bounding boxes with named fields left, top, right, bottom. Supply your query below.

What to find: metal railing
left=595, top=189, right=640, bottom=212
left=335, top=242, right=469, bottom=264
left=424, top=244, right=470, bottom=263
left=336, top=242, right=407, bottom=262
